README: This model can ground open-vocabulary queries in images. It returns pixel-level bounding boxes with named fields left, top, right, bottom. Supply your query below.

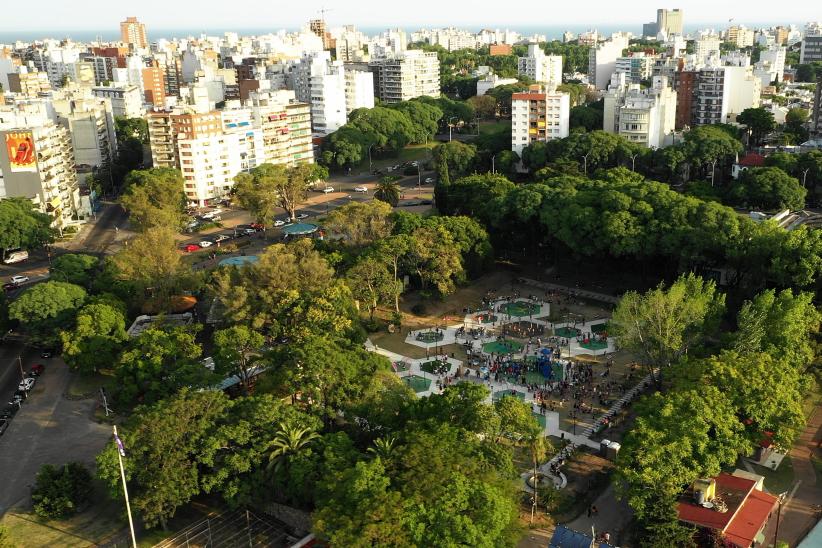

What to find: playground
left=402, top=375, right=432, bottom=393
left=475, top=313, right=498, bottom=324
left=415, top=330, right=444, bottom=343
left=420, top=359, right=451, bottom=375
left=502, top=320, right=544, bottom=338
left=482, top=339, right=524, bottom=355
left=554, top=326, right=581, bottom=338
left=498, top=300, right=541, bottom=317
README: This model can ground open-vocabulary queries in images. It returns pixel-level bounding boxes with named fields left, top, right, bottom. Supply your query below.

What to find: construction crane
left=318, top=7, right=333, bottom=22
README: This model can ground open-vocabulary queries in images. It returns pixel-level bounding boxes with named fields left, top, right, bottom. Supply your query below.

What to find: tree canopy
left=0, top=197, right=56, bottom=252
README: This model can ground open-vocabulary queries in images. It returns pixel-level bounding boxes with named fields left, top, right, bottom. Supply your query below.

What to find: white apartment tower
left=518, top=44, right=563, bottom=86
left=344, top=68, right=375, bottom=114
left=510, top=86, right=570, bottom=155
left=290, top=52, right=347, bottom=135
left=588, top=35, right=630, bottom=90
left=368, top=50, right=440, bottom=103
left=603, top=75, right=677, bottom=148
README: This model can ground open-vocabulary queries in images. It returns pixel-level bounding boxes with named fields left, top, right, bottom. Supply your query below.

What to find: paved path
left=564, top=485, right=632, bottom=544
left=0, top=359, right=110, bottom=515
left=775, top=404, right=822, bottom=546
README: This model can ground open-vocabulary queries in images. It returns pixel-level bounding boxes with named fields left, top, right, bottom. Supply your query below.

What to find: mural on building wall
left=5, top=131, right=37, bottom=172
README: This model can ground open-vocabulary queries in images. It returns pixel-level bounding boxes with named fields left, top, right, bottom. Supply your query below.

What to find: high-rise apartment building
left=344, top=68, right=375, bottom=114
left=518, top=44, right=563, bottom=86
left=656, top=9, right=683, bottom=36
left=289, top=52, right=347, bottom=135
left=614, top=53, right=654, bottom=84
left=603, top=74, right=677, bottom=148
left=120, top=17, right=148, bottom=49
left=142, top=65, right=166, bottom=108
left=686, top=65, right=761, bottom=126
left=800, top=36, right=822, bottom=64
left=309, top=19, right=331, bottom=50
left=510, top=86, right=570, bottom=155
left=92, top=84, right=144, bottom=118
left=7, top=71, right=52, bottom=97
left=369, top=51, right=440, bottom=103
left=0, top=122, right=82, bottom=228
left=588, top=35, right=630, bottom=90
left=726, top=26, right=755, bottom=48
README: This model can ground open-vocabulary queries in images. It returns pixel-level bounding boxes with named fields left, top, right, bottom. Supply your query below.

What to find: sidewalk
left=775, top=404, right=822, bottom=546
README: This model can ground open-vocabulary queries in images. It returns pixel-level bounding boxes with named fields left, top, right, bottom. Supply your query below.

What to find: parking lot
left=0, top=355, right=109, bottom=515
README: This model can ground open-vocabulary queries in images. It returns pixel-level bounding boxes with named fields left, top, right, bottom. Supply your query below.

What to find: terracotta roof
left=724, top=489, right=777, bottom=548
left=738, top=153, right=766, bottom=167
left=512, top=93, right=546, bottom=101
left=677, top=473, right=777, bottom=548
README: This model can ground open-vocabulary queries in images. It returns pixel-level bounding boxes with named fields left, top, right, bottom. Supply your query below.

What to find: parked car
left=213, top=234, right=231, bottom=243
left=241, top=228, right=256, bottom=235
left=198, top=240, right=214, bottom=248
left=0, top=418, right=8, bottom=436
left=425, top=177, right=435, bottom=183
left=10, top=275, right=29, bottom=285
left=250, top=223, right=265, bottom=231
left=295, top=213, right=309, bottom=220
left=182, top=244, right=201, bottom=253
left=1, top=405, right=18, bottom=419
left=40, top=348, right=55, bottom=358
left=3, top=283, right=17, bottom=292
left=18, top=377, right=35, bottom=392
left=273, top=219, right=286, bottom=227
left=200, top=209, right=223, bottom=220
left=30, top=364, right=45, bottom=376
left=354, top=186, right=368, bottom=193
left=3, top=250, right=28, bottom=264
left=8, top=394, right=23, bottom=407
left=321, top=186, right=334, bottom=194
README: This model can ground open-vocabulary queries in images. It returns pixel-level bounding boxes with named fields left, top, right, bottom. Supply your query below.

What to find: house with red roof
left=731, top=153, right=766, bottom=179
left=677, top=472, right=778, bottom=547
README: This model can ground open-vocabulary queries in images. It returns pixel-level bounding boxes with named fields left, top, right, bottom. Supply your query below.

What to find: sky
left=1, top=0, right=817, bottom=33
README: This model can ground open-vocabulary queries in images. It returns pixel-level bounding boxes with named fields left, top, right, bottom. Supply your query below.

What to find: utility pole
left=17, top=355, right=24, bottom=379
left=113, top=425, right=138, bottom=548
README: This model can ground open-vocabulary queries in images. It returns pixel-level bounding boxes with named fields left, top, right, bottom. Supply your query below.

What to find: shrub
left=31, top=462, right=94, bottom=519
left=411, top=303, right=427, bottom=315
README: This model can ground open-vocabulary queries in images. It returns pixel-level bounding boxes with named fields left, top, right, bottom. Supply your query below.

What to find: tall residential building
left=289, top=52, right=347, bottom=135
left=0, top=122, right=82, bottom=228
left=344, top=67, right=375, bottom=114
left=249, top=91, right=313, bottom=167
left=694, top=35, right=721, bottom=64
left=656, top=9, right=684, bottom=36
left=588, top=35, right=630, bottom=90
left=603, top=74, right=677, bottom=148
left=309, top=19, right=330, bottom=50
left=52, top=96, right=117, bottom=172
left=120, top=17, right=148, bottom=49
left=687, top=65, right=761, bottom=126
left=7, top=71, right=52, bottom=97
left=725, top=26, right=755, bottom=48
left=142, top=65, right=166, bottom=108
left=92, top=84, right=144, bottom=118
left=800, top=36, right=822, bottom=64
left=368, top=51, right=440, bottom=103
left=813, top=74, right=822, bottom=136
left=615, top=53, right=654, bottom=84
left=510, top=86, right=570, bottom=155
left=518, top=44, right=563, bottom=86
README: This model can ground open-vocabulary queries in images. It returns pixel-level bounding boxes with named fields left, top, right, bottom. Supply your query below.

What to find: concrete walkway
left=775, top=404, right=822, bottom=546
left=564, top=485, right=633, bottom=544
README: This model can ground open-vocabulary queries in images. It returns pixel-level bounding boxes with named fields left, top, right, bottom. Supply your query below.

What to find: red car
left=249, top=222, right=265, bottom=231
left=30, top=364, right=45, bottom=376
left=181, top=243, right=201, bottom=253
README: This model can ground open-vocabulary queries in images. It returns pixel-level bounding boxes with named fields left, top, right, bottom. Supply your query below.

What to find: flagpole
left=113, top=425, right=138, bottom=548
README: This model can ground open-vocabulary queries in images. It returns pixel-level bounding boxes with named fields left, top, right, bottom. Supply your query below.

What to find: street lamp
left=491, top=153, right=498, bottom=174
left=417, top=163, right=422, bottom=189
left=582, top=153, right=591, bottom=176
left=629, top=153, right=639, bottom=172
left=802, top=168, right=810, bottom=188
left=448, top=116, right=459, bottom=142
left=709, top=158, right=718, bottom=187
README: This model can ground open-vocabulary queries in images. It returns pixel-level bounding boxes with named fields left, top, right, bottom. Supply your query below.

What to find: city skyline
left=1, top=1, right=819, bottom=34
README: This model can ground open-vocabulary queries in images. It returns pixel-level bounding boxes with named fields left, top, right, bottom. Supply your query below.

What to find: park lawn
left=66, top=369, right=116, bottom=398
left=366, top=144, right=436, bottom=171
left=1, top=488, right=125, bottom=548
left=479, top=120, right=512, bottom=135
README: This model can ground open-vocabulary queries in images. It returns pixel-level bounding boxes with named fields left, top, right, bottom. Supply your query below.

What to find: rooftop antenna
left=318, top=7, right=333, bottom=22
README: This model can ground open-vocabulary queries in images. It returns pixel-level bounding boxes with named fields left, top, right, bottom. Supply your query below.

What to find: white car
left=273, top=220, right=286, bottom=227
left=213, top=234, right=230, bottom=243
left=425, top=177, right=435, bottom=183
left=295, top=213, right=309, bottom=220
left=354, top=186, right=368, bottom=193
left=18, top=377, right=35, bottom=392
left=322, top=186, right=334, bottom=194
left=10, top=275, right=29, bottom=285
left=200, top=209, right=223, bottom=220
left=198, top=240, right=214, bottom=248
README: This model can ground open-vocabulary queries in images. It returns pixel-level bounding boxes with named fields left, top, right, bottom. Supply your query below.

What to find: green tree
left=349, top=106, right=417, bottom=152
left=467, top=94, right=498, bottom=119
left=120, top=168, right=187, bottom=231
left=115, top=116, right=149, bottom=144
left=737, top=108, right=777, bottom=145
left=49, top=253, right=99, bottom=286
left=266, top=423, right=320, bottom=475
left=569, top=105, right=604, bottom=131
left=60, top=302, right=128, bottom=374
left=213, top=325, right=265, bottom=394
left=388, top=100, right=444, bottom=141
left=615, top=387, right=750, bottom=520
left=494, top=395, right=542, bottom=442
left=729, top=166, right=806, bottom=210
left=111, top=226, right=190, bottom=304
left=784, top=108, right=810, bottom=143
left=406, top=225, right=465, bottom=295
left=0, top=197, right=56, bottom=252
left=325, top=200, right=394, bottom=246
left=374, top=176, right=401, bottom=207
left=212, top=239, right=354, bottom=340
left=113, top=326, right=210, bottom=406
left=610, top=274, right=725, bottom=387
left=9, top=281, right=87, bottom=344
left=433, top=141, right=477, bottom=184
left=31, top=462, right=94, bottom=519
left=347, top=256, right=400, bottom=320
left=232, top=164, right=286, bottom=223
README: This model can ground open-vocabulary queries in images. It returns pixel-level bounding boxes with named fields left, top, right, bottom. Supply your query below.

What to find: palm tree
left=528, top=434, right=550, bottom=526
left=374, top=176, right=401, bottom=207
left=366, top=435, right=398, bottom=461
left=266, top=423, right=320, bottom=474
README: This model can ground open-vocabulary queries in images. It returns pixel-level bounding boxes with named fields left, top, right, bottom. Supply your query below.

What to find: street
left=0, top=356, right=110, bottom=515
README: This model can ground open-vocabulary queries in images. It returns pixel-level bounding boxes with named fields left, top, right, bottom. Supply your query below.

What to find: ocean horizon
left=0, top=22, right=788, bottom=45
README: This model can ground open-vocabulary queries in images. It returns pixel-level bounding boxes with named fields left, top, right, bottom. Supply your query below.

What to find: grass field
left=554, top=327, right=581, bottom=338
left=499, top=301, right=541, bottom=317
left=493, top=389, right=525, bottom=402
left=483, top=340, right=524, bottom=354
left=402, top=375, right=432, bottom=393
left=479, top=120, right=512, bottom=135
left=580, top=339, right=609, bottom=351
